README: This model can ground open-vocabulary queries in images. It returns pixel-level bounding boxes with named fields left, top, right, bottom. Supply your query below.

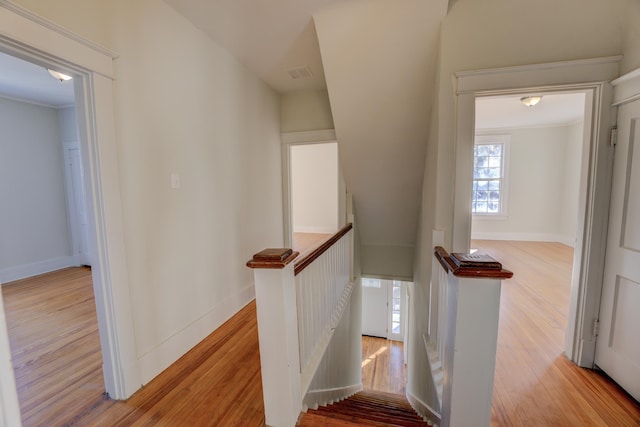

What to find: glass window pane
left=473, top=141, right=504, bottom=215
left=393, top=287, right=400, bottom=299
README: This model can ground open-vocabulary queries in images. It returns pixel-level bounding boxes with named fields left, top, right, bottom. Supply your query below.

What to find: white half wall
left=472, top=123, right=584, bottom=246
left=0, top=97, right=74, bottom=283
left=291, top=142, right=339, bottom=234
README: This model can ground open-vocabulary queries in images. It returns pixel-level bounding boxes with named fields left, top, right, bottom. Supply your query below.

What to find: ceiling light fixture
left=520, top=96, right=542, bottom=107
left=47, top=69, right=73, bottom=82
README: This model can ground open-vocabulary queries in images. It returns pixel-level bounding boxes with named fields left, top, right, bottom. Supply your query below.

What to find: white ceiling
left=476, top=93, right=586, bottom=130
left=0, top=51, right=75, bottom=108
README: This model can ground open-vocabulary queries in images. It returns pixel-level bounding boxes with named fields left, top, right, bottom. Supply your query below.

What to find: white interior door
left=362, top=278, right=388, bottom=338
left=594, top=98, right=640, bottom=401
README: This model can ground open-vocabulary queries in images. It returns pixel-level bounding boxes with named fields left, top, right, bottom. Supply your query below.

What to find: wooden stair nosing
left=318, top=399, right=423, bottom=421
left=314, top=406, right=427, bottom=427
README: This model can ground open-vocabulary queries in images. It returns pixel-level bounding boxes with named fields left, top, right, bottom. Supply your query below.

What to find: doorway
left=0, top=5, right=136, bottom=407
left=0, top=51, right=103, bottom=422
left=282, top=134, right=344, bottom=255
left=470, top=91, right=588, bottom=347
left=452, top=57, right=619, bottom=367
left=362, top=277, right=408, bottom=341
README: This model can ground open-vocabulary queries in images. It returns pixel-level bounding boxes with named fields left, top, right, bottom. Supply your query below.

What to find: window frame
left=472, top=134, right=511, bottom=219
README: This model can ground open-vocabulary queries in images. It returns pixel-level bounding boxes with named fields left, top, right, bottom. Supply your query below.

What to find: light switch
left=171, top=173, right=180, bottom=189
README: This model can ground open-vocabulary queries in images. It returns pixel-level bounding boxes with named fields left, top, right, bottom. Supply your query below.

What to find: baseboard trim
left=406, top=390, right=441, bottom=426
left=0, top=256, right=78, bottom=284
left=137, top=283, right=256, bottom=385
left=303, top=383, right=362, bottom=411
left=471, top=232, right=575, bottom=247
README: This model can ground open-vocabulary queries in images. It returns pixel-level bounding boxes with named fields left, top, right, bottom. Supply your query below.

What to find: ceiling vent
left=287, top=65, right=313, bottom=80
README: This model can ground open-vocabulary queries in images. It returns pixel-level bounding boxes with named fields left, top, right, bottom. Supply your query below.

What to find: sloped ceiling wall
left=314, top=0, right=448, bottom=278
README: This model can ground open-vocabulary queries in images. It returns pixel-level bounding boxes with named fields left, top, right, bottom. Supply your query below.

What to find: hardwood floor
left=362, top=336, right=406, bottom=395
left=2, top=267, right=106, bottom=427
left=3, top=268, right=266, bottom=426
left=3, top=243, right=639, bottom=426
left=473, top=240, right=640, bottom=427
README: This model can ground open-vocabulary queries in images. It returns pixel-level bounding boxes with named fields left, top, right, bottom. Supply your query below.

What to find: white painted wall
left=57, top=106, right=78, bottom=142
left=472, top=124, right=583, bottom=246
left=281, top=90, right=334, bottom=133
left=0, top=97, right=73, bottom=283
left=6, top=0, right=284, bottom=390
left=291, top=142, right=339, bottom=234
left=110, top=1, right=283, bottom=381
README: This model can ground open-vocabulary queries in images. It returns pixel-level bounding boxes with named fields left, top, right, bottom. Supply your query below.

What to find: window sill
left=472, top=214, right=508, bottom=221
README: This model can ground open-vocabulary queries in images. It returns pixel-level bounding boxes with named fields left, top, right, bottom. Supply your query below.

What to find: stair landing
left=297, top=389, right=431, bottom=427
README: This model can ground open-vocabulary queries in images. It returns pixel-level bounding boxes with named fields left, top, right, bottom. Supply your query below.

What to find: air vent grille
left=287, top=65, right=313, bottom=80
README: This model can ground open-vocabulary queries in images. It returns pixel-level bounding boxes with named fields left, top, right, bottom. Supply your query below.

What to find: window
left=473, top=135, right=510, bottom=216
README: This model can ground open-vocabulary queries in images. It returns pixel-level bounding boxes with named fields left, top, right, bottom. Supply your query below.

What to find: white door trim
left=281, top=129, right=338, bottom=248
left=0, top=2, right=139, bottom=399
left=453, top=56, right=620, bottom=366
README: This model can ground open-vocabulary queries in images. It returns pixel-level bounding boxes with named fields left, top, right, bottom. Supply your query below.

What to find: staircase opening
left=361, top=277, right=410, bottom=395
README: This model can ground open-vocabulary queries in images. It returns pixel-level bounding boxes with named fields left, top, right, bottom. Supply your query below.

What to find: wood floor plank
left=3, top=246, right=639, bottom=426
left=473, top=240, right=640, bottom=427
left=361, top=336, right=406, bottom=395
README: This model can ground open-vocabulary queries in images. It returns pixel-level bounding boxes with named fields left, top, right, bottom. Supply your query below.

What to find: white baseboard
left=303, top=383, right=362, bottom=411
left=471, top=232, right=576, bottom=247
left=406, top=389, right=441, bottom=426
left=0, top=256, right=78, bottom=284
left=137, top=282, right=256, bottom=385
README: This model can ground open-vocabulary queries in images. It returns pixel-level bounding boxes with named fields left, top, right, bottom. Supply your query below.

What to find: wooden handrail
left=434, top=246, right=513, bottom=279
left=294, top=223, right=353, bottom=276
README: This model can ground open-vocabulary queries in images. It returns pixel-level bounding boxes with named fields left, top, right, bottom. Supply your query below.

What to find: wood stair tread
left=298, top=390, right=431, bottom=427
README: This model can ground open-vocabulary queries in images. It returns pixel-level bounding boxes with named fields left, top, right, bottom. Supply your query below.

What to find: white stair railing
left=247, top=223, right=355, bottom=427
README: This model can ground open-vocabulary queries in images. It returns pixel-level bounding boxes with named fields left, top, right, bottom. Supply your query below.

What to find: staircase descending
left=297, top=390, right=431, bottom=427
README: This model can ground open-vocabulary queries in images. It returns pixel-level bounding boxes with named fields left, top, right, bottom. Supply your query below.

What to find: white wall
left=6, top=0, right=284, bottom=389
left=281, top=90, right=334, bottom=133
left=57, top=106, right=78, bottom=143
left=291, top=142, right=339, bottom=234
left=109, top=0, right=283, bottom=382
left=472, top=124, right=583, bottom=246
left=0, top=97, right=73, bottom=282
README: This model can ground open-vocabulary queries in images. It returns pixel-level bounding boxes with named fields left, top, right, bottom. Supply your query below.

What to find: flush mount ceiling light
left=520, top=96, right=542, bottom=107
left=47, top=69, right=73, bottom=82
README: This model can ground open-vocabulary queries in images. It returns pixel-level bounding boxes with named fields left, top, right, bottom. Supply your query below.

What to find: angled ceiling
left=163, top=0, right=344, bottom=93
left=313, top=0, right=449, bottom=247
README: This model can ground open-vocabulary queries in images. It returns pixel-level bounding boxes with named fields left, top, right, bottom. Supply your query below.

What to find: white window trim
left=473, top=134, right=510, bottom=219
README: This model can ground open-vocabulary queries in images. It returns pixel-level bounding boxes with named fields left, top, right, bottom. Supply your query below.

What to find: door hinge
left=610, top=125, right=618, bottom=147
left=593, top=319, right=600, bottom=337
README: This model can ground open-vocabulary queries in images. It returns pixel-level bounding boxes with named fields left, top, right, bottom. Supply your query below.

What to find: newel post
left=434, top=247, right=513, bottom=427
left=247, top=248, right=301, bottom=427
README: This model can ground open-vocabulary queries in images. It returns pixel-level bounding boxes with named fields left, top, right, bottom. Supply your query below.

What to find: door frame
left=0, top=3, right=139, bottom=400
left=452, top=56, right=620, bottom=366
left=281, top=130, right=343, bottom=248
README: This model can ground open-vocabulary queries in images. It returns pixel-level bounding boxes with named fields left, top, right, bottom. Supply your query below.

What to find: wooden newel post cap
left=247, top=248, right=299, bottom=269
